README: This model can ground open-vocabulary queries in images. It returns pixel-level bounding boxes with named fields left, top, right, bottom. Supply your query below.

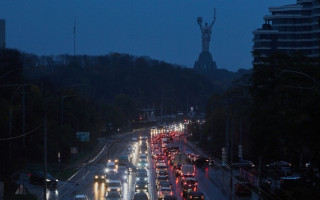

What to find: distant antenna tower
left=73, top=19, right=76, bottom=56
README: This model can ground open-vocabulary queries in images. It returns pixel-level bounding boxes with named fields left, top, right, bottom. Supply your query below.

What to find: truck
left=180, top=164, right=194, bottom=178
left=172, top=153, right=187, bottom=168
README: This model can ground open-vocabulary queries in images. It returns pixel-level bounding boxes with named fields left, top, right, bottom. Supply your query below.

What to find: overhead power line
left=0, top=124, right=42, bottom=141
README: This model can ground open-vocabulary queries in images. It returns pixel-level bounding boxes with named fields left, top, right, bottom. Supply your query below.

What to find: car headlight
left=144, top=178, right=147, bottom=181
left=145, top=185, right=148, bottom=188
left=136, top=185, right=138, bottom=188
left=107, top=188, right=111, bottom=191
left=94, top=175, right=98, bottom=179
left=117, top=188, right=120, bottom=191
left=46, top=179, right=50, bottom=182
left=101, top=175, right=105, bottom=179
left=105, top=168, right=109, bottom=173
left=56, top=179, right=59, bottom=182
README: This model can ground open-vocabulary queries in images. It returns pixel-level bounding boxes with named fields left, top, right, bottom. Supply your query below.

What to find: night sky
left=0, top=0, right=294, bottom=71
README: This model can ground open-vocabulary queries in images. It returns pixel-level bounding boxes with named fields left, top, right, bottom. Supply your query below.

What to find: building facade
left=0, top=19, right=5, bottom=49
left=253, top=0, right=320, bottom=64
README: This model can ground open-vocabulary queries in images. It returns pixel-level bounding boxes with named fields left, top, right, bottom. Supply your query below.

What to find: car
left=157, top=181, right=172, bottom=190
left=105, top=161, right=118, bottom=173
left=28, top=172, right=58, bottom=188
left=231, top=160, right=255, bottom=169
left=139, top=154, right=148, bottom=162
left=157, top=187, right=173, bottom=200
left=235, top=182, right=251, bottom=195
left=132, top=191, right=149, bottom=200
left=163, top=195, right=177, bottom=200
left=156, top=175, right=170, bottom=186
left=194, top=157, right=211, bottom=167
left=135, top=179, right=149, bottom=192
left=136, top=169, right=148, bottom=181
left=117, top=167, right=128, bottom=183
left=266, top=161, right=292, bottom=168
left=157, top=169, right=169, bottom=176
left=175, top=164, right=182, bottom=176
left=106, top=180, right=121, bottom=194
left=186, top=191, right=204, bottom=199
left=94, top=172, right=105, bottom=182
left=105, top=191, right=121, bottom=200
left=156, top=163, right=168, bottom=173
left=182, top=177, right=197, bottom=196
left=105, top=171, right=119, bottom=183
left=138, top=160, right=148, bottom=169
left=74, top=194, right=89, bottom=200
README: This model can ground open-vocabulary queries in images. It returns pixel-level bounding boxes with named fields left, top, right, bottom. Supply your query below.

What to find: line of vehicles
left=150, top=129, right=206, bottom=200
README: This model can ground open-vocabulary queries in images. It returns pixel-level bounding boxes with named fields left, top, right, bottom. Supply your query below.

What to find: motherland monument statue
left=194, top=9, right=217, bottom=71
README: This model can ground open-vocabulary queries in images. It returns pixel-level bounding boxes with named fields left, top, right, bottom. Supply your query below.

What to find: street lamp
left=61, top=95, right=77, bottom=125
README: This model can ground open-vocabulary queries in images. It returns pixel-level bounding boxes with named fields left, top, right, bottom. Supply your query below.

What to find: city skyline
left=0, top=0, right=295, bottom=71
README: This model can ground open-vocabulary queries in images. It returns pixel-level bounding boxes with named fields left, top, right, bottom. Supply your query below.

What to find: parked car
left=266, top=161, right=291, bottom=168
left=232, top=160, right=255, bottom=169
left=28, top=172, right=58, bottom=188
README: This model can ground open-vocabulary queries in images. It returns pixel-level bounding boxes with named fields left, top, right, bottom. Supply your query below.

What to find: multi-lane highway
left=21, top=125, right=259, bottom=200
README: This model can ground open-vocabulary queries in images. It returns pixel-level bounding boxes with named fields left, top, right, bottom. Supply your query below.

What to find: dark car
left=132, top=191, right=149, bottom=200
left=157, top=180, right=172, bottom=190
left=28, top=172, right=58, bottom=188
left=266, top=161, right=291, bottom=169
left=163, top=195, right=177, bottom=200
left=235, top=182, right=251, bottom=195
left=94, top=172, right=105, bottom=182
left=231, top=160, right=255, bottom=169
left=194, top=157, right=211, bottom=167
left=135, top=180, right=148, bottom=192
left=187, top=191, right=204, bottom=199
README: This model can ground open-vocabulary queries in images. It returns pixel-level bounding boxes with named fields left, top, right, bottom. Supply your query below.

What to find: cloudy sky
left=0, top=0, right=295, bottom=71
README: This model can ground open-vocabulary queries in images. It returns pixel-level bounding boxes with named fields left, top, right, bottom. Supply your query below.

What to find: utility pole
left=22, top=84, right=26, bottom=146
left=43, top=115, right=47, bottom=200
left=239, top=120, right=243, bottom=162
left=229, top=115, right=234, bottom=200
left=73, top=19, right=76, bottom=57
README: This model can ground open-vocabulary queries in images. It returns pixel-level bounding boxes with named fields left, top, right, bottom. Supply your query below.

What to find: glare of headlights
left=95, top=175, right=98, bottom=179
left=117, top=188, right=120, bottom=191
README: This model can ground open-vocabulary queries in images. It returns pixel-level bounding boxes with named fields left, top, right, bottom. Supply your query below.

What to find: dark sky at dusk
left=0, top=0, right=295, bottom=71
